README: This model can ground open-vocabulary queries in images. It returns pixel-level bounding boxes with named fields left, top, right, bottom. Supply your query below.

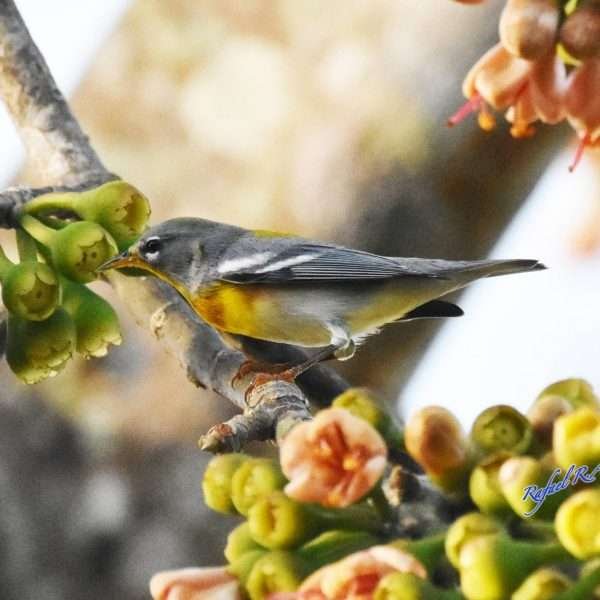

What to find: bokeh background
left=0, top=0, right=598, bottom=598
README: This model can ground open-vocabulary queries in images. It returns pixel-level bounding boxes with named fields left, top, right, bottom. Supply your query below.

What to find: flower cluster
left=151, top=379, right=600, bottom=599
left=2, top=180, right=150, bottom=383
left=450, top=0, right=600, bottom=170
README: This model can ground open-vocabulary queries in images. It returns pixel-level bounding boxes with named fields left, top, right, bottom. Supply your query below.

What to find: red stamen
left=569, top=132, right=591, bottom=173
left=447, top=93, right=482, bottom=127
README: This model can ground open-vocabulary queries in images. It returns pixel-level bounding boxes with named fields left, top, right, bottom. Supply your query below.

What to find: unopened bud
left=25, top=181, right=151, bottom=251
left=553, top=407, right=600, bottom=470
left=560, top=3, right=600, bottom=61
left=470, top=404, right=533, bottom=456
left=6, top=308, right=75, bottom=384
left=20, top=215, right=118, bottom=283
left=405, top=406, right=471, bottom=494
left=512, top=568, right=571, bottom=600
left=500, top=0, right=560, bottom=60
left=556, top=489, right=600, bottom=559
left=445, top=512, right=502, bottom=569
left=469, top=452, right=512, bottom=515
left=201, top=453, right=246, bottom=514
left=231, top=458, right=285, bottom=516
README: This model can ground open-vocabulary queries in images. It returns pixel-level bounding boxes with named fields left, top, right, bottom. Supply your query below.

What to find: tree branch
left=0, top=0, right=344, bottom=450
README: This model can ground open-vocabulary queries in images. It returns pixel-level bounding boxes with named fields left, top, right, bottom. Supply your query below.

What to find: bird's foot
left=242, top=368, right=301, bottom=406
left=231, top=359, right=293, bottom=389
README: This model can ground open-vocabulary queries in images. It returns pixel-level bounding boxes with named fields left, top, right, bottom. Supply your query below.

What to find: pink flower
left=449, top=43, right=566, bottom=137
left=150, top=567, right=241, bottom=600
left=291, top=546, right=426, bottom=600
left=280, top=408, right=387, bottom=508
left=565, top=59, right=600, bottom=171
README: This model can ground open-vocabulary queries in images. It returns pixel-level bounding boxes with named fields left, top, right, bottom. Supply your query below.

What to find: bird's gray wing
left=217, top=241, right=447, bottom=284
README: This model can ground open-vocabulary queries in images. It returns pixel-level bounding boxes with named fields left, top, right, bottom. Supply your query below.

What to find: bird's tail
left=458, top=258, right=546, bottom=279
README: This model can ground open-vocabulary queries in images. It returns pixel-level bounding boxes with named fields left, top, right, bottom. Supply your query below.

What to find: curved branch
left=0, top=0, right=346, bottom=449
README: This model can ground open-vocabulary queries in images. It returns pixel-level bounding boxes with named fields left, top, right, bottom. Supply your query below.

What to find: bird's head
left=97, top=217, right=244, bottom=293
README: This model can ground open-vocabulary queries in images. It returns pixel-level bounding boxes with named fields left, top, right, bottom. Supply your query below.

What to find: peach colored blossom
left=449, top=44, right=566, bottom=136
left=565, top=59, right=600, bottom=171
left=150, top=567, right=241, bottom=600
left=294, top=546, right=426, bottom=600
left=280, top=408, right=387, bottom=508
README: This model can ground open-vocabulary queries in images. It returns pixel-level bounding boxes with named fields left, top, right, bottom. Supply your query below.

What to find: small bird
left=99, top=218, right=545, bottom=378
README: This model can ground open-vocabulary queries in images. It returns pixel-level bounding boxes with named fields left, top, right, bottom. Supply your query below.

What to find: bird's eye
left=142, top=237, right=162, bottom=257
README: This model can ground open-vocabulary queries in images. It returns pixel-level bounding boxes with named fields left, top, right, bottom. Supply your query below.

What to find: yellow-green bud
left=227, top=549, right=267, bottom=585
left=469, top=452, right=512, bottom=516
left=248, top=491, right=315, bottom=550
left=332, top=388, right=403, bottom=447
left=20, top=215, right=118, bottom=283
left=445, top=512, right=503, bottom=569
left=61, top=279, right=121, bottom=358
left=470, top=404, right=532, bottom=456
left=553, top=407, right=600, bottom=470
left=24, top=181, right=151, bottom=251
left=245, top=551, right=304, bottom=600
left=405, top=406, right=472, bottom=494
left=537, top=378, right=599, bottom=410
left=512, top=568, right=571, bottom=600
left=458, top=534, right=570, bottom=600
left=556, top=489, right=600, bottom=559
left=225, top=523, right=265, bottom=564
left=6, top=308, right=75, bottom=384
left=374, top=572, right=462, bottom=600
left=1, top=260, right=59, bottom=321
left=201, top=453, right=246, bottom=514
left=498, top=456, right=566, bottom=519
left=231, top=458, right=286, bottom=516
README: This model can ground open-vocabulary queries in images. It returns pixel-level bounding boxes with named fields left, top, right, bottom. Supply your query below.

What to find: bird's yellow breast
left=191, top=282, right=264, bottom=334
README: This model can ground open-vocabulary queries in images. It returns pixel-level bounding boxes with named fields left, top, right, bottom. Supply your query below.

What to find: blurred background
left=0, top=0, right=598, bottom=598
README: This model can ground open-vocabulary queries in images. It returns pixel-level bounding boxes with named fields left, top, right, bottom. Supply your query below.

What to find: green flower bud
left=527, top=395, right=573, bottom=448
left=201, top=453, right=246, bottom=514
left=498, top=456, right=566, bottom=519
left=231, top=458, right=286, bottom=516
left=537, top=379, right=599, bottom=410
left=332, top=387, right=403, bottom=447
left=6, top=308, right=75, bottom=383
left=296, top=530, right=378, bottom=572
left=25, top=181, right=151, bottom=251
left=225, top=523, right=265, bottom=564
left=60, top=279, right=121, bottom=358
left=20, top=215, right=118, bottom=283
left=227, top=549, right=267, bottom=585
left=512, top=568, right=571, bottom=600
left=553, top=408, right=600, bottom=470
left=374, top=572, right=463, bottom=600
left=248, top=491, right=316, bottom=549
left=445, top=512, right=503, bottom=569
left=405, top=406, right=472, bottom=494
left=556, top=489, right=600, bottom=559
left=390, top=532, right=447, bottom=575
left=470, top=404, right=533, bottom=456
left=469, top=452, right=513, bottom=516
left=0, top=258, right=59, bottom=321
left=245, top=551, right=304, bottom=600
left=458, top=534, right=570, bottom=600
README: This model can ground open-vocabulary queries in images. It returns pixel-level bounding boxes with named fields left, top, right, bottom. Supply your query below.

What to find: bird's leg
left=234, top=345, right=337, bottom=406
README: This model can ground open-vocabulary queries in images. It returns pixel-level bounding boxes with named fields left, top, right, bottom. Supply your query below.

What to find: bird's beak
left=97, top=250, right=145, bottom=272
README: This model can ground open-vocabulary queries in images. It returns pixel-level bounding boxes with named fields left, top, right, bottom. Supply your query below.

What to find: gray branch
left=0, top=0, right=343, bottom=450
